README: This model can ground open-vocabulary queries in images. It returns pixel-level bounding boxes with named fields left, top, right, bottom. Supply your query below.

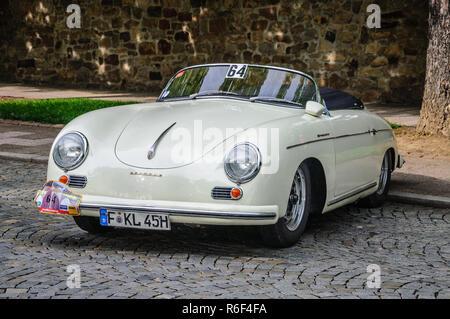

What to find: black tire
left=259, top=162, right=313, bottom=248
left=73, top=216, right=110, bottom=234
left=359, top=151, right=392, bottom=208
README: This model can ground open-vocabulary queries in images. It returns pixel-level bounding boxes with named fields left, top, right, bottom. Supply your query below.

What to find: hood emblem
left=148, top=122, right=177, bottom=160
left=130, top=172, right=162, bottom=177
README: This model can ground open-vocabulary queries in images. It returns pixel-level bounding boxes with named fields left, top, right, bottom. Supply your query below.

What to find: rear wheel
left=73, top=216, right=110, bottom=234
left=259, top=162, right=313, bottom=248
left=359, top=151, right=392, bottom=208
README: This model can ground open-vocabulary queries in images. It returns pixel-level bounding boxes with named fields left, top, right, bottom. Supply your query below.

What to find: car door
left=329, top=110, right=377, bottom=197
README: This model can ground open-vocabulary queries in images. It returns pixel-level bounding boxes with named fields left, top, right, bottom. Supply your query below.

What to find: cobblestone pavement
left=0, top=159, right=449, bottom=299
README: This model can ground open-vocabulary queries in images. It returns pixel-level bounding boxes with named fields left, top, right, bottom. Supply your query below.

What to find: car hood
left=114, top=98, right=296, bottom=169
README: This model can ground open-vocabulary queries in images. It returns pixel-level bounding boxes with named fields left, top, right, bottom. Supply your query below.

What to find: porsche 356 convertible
left=36, top=64, right=404, bottom=247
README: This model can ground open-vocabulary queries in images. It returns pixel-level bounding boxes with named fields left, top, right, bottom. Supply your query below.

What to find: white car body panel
left=114, top=99, right=296, bottom=169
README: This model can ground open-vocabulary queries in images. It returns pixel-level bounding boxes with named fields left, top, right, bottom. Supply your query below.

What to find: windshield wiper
left=189, top=90, right=240, bottom=99
left=249, top=96, right=303, bottom=107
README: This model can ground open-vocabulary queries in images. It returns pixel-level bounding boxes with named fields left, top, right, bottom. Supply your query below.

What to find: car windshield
left=159, top=64, right=318, bottom=108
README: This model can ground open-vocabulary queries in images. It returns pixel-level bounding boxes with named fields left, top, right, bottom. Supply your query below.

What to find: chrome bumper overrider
left=79, top=203, right=277, bottom=220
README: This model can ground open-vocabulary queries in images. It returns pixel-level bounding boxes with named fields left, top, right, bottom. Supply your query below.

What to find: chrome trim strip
left=376, top=128, right=392, bottom=133
left=327, top=182, right=377, bottom=206
left=317, top=133, right=330, bottom=138
left=79, top=203, right=276, bottom=220
left=286, top=128, right=391, bottom=150
left=287, top=136, right=335, bottom=149
left=148, top=122, right=177, bottom=160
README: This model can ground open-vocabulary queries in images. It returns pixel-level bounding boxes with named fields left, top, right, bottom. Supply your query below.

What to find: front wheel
left=359, top=151, right=392, bottom=208
left=259, top=162, right=313, bottom=248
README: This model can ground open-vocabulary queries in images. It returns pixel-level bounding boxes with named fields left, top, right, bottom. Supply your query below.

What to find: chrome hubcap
left=285, top=167, right=306, bottom=231
left=376, top=153, right=389, bottom=195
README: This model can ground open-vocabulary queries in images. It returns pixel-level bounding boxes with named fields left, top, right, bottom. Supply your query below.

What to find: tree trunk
left=417, top=0, right=450, bottom=137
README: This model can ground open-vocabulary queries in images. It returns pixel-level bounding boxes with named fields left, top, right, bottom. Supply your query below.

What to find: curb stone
left=388, top=191, right=450, bottom=209
left=0, top=152, right=48, bottom=164
left=0, top=119, right=65, bottom=128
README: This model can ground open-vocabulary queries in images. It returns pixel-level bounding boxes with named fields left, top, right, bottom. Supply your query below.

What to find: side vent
left=211, top=187, right=233, bottom=200
left=68, top=175, right=87, bottom=188
left=211, top=187, right=242, bottom=200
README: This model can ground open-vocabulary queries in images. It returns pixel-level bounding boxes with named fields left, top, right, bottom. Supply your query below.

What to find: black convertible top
left=319, top=87, right=364, bottom=111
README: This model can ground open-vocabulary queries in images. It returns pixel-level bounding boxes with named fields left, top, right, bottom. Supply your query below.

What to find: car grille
left=211, top=187, right=233, bottom=200
left=68, top=175, right=87, bottom=188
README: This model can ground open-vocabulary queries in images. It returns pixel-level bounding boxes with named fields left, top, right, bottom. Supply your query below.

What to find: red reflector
left=231, top=188, right=242, bottom=199
left=59, top=175, right=69, bottom=184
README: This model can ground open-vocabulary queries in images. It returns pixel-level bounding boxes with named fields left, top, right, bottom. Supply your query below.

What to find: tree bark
left=417, top=0, right=450, bottom=136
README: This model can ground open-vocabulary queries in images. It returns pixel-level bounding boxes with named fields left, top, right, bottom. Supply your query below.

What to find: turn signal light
left=59, top=175, right=69, bottom=184
left=231, top=187, right=242, bottom=199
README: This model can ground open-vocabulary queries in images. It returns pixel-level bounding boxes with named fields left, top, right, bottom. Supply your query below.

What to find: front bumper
left=78, top=196, right=279, bottom=226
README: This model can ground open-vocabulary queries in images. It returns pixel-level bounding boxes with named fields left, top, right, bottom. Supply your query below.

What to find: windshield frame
left=157, top=63, right=323, bottom=107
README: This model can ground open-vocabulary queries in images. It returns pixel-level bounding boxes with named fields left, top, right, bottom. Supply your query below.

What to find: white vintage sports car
left=37, top=63, right=404, bottom=248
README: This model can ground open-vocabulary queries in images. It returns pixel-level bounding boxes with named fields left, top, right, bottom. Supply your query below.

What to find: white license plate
left=99, top=209, right=170, bottom=231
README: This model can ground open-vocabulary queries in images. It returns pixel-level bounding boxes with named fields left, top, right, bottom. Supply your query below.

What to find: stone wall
left=0, top=0, right=428, bottom=104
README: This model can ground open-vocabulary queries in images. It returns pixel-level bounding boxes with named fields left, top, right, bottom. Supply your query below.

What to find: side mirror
left=305, top=101, right=325, bottom=117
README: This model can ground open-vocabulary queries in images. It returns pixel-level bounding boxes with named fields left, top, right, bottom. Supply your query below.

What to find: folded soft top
left=319, top=87, right=364, bottom=111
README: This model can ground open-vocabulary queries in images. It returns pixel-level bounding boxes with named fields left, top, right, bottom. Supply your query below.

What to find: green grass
left=0, top=98, right=407, bottom=129
left=0, top=98, right=139, bottom=124
left=387, top=120, right=403, bottom=129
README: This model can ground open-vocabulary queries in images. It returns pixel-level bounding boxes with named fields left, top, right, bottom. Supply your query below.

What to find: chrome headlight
left=53, top=132, right=88, bottom=170
left=224, top=143, right=261, bottom=183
